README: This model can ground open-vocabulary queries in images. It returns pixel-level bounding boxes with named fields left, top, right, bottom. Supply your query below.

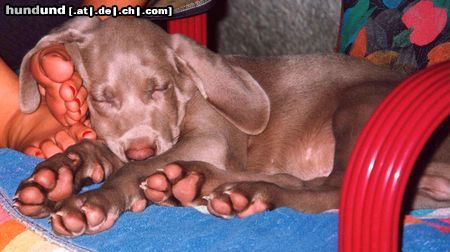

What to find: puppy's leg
left=15, top=139, right=123, bottom=218
left=203, top=162, right=450, bottom=219
left=206, top=181, right=340, bottom=218
left=203, top=169, right=343, bottom=218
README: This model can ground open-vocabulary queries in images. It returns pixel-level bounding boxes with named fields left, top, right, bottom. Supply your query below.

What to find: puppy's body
left=16, top=17, right=449, bottom=236
left=229, top=55, right=401, bottom=180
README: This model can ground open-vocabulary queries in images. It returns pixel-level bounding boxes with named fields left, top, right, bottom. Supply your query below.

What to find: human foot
left=23, top=122, right=96, bottom=158
left=31, top=44, right=88, bottom=126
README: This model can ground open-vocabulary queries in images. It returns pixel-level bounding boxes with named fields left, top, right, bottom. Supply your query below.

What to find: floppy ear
left=169, top=34, right=270, bottom=135
left=19, top=17, right=100, bottom=113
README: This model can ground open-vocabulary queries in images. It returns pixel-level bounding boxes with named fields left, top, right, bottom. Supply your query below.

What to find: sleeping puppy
left=15, top=17, right=450, bottom=236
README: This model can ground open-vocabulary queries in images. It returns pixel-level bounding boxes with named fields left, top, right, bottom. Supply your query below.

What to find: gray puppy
left=15, top=17, right=450, bottom=236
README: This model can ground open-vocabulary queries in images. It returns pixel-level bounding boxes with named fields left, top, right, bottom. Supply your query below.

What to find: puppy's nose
left=125, top=143, right=156, bottom=161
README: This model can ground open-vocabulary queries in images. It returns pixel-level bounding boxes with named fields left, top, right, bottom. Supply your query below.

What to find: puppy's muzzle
left=125, top=140, right=157, bottom=161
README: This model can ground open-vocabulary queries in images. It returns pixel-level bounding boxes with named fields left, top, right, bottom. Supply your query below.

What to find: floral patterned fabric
left=338, top=0, right=450, bottom=73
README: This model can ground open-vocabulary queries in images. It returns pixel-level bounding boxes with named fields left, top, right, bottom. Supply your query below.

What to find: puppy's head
left=20, top=17, right=270, bottom=162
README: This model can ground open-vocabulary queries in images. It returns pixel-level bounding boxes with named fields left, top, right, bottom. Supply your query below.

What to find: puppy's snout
left=125, top=140, right=156, bottom=161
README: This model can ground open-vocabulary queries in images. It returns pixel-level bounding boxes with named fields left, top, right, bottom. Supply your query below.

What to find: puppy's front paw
left=15, top=153, right=80, bottom=218
left=205, top=181, right=279, bottom=219
left=50, top=189, right=120, bottom=236
left=15, top=140, right=118, bottom=218
left=141, top=163, right=206, bottom=207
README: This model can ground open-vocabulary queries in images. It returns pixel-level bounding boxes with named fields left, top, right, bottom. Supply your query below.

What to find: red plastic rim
left=338, top=61, right=450, bottom=252
left=167, top=13, right=207, bottom=46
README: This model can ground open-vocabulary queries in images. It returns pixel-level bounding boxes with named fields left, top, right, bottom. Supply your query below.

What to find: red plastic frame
left=167, top=13, right=207, bottom=46
left=339, top=61, right=450, bottom=251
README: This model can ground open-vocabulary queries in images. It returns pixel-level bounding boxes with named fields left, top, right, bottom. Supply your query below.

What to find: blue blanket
left=0, top=148, right=449, bottom=251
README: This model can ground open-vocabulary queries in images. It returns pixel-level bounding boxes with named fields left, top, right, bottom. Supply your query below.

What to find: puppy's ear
left=19, top=17, right=99, bottom=113
left=169, top=34, right=270, bottom=135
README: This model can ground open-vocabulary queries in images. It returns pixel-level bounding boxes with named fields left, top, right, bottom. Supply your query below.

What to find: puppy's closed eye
left=91, top=88, right=118, bottom=109
left=146, top=80, right=170, bottom=100
left=92, top=96, right=114, bottom=105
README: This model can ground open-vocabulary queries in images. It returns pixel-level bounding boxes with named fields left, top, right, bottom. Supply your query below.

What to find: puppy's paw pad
left=144, top=172, right=170, bottom=192
left=172, top=172, right=202, bottom=205
left=236, top=199, right=268, bottom=218
left=130, top=199, right=147, bottom=212
left=81, top=204, right=107, bottom=228
left=46, top=166, right=74, bottom=201
left=142, top=186, right=168, bottom=203
left=229, top=192, right=249, bottom=212
left=16, top=185, right=46, bottom=205
left=141, top=172, right=171, bottom=203
left=51, top=211, right=86, bottom=236
left=33, top=169, right=57, bottom=189
left=209, top=197, right=233, bottom=217
left=163, top=163, right=184, bottom=182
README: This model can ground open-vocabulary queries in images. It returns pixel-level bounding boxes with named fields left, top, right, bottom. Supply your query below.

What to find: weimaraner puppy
left=15, top=17, right=450, bottom=236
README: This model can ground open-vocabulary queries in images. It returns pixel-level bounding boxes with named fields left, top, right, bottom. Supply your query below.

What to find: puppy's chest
left=246, top=121, right=335, bottom=181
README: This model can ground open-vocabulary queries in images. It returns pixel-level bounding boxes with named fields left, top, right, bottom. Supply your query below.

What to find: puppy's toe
left=207, top=196, right=234, bottom=218
left=81, top=203, right=107, bottom=229
left=236, top=199, right=268, bottom=218
left=172, top=172, right=202, bottom=206
left=51, top=210, right=86, bottom=236
left=141, top=172, right=171, bottom=203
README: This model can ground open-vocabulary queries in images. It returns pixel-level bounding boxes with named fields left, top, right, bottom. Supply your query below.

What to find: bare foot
left=23, top=122, right=96, bottom=158
left=20, top=45, right=95, bottom=158
left=31, top=44, right=89, bottom=127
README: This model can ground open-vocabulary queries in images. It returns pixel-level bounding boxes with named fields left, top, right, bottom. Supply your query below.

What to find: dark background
left=0, top=0, right=341, bottom=70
